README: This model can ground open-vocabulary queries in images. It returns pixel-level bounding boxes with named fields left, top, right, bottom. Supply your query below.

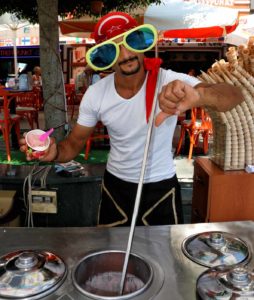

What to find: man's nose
left=119, top=44, right=131, bottom=55
left=119, top=45, right=133, bottom=59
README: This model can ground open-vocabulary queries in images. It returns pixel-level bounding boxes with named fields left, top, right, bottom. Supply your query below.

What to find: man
left=20, top=12, right=244, bottom=226
left=32, top=66, right=42, bottom=87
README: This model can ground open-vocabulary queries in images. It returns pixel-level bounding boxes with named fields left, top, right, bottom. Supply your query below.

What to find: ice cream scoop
left=39, top=128, right=54, bottom=142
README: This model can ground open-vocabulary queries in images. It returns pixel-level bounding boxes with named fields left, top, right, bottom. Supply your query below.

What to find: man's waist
left=106, top=165, right=176, bottom=184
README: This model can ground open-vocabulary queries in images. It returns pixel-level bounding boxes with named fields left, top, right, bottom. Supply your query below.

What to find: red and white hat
left=94, top=12, right=138, bottom=43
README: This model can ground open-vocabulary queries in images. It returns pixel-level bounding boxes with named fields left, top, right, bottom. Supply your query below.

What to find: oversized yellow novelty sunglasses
left=86, top=24, right=158, bottom=71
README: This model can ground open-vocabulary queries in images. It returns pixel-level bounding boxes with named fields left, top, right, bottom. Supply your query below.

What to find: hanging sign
left=0, top=46, right=40, bottom=58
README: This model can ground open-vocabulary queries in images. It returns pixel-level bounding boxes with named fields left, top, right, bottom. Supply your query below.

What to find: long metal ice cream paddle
left=119, top=69, right=162, bottom=295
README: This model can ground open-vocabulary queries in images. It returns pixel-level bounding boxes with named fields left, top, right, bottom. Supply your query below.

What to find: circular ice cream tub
left=0, top=249, right=67, bottom=299
left=25, top=129, right=50, bottom=159
left=182, top=231, right=250, bottom=268
left=72, top=250, right=154, bottom=299
left=197, top=265, right=254, bottom=299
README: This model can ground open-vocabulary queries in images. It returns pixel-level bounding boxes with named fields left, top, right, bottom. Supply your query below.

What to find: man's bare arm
left=48, top=124, right=95, bottom=162
left=155, top=80, right=244, bottom=126
left=194, top=82, right=244, bottom=112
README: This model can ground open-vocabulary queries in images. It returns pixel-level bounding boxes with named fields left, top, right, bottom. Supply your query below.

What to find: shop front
left=0, top=46, right=40, bottom=85
left=146, top=40, right=228, bottom=75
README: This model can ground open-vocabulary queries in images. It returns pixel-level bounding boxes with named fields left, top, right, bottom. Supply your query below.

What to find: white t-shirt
left=78, top=68, right=200, bottom=183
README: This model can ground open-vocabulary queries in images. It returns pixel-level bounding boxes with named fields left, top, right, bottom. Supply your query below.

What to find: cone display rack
left=198, top=38, right=254, bottom=170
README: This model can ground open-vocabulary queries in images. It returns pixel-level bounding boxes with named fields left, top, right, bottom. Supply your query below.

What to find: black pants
left=97, top=170, right=184, bottom=227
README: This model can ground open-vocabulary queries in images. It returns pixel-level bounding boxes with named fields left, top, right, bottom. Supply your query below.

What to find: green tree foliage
left=0, top=0, right=161, bottom=23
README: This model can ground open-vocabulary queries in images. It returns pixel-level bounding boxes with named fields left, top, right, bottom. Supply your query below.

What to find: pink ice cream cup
left=25, top=129, right=50, bottom=159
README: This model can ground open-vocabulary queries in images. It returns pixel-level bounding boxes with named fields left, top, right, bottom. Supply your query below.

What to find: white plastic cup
left=25, top=129, right=50, bottom=159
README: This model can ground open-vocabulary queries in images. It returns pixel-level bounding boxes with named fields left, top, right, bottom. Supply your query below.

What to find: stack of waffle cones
left=198, top=39, right=254, bottom=170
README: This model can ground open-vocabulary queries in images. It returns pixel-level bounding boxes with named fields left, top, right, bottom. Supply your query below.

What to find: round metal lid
left=0, top=249, right=67, bottom=299
left=182, top=231, right=250, bottom=268
left=197, top=265, right=254, bottom=299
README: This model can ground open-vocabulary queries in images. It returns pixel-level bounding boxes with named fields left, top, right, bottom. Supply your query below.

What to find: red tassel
left=144, top=57, right=163, bottom=123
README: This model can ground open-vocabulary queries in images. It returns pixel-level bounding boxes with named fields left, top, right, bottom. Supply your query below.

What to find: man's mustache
left=119, top=56, right=138, bottom=66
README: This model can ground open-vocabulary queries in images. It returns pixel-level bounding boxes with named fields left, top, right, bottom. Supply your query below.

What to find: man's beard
left=118, top=56, right=141, bottom=76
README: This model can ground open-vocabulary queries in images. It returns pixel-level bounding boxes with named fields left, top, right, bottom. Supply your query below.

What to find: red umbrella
left=145, top=0, right=239, bottom=39
left=59, top=15, right=96, bottom=38
left=59, top=14, right=143, bottom=38
left=162, top=24, right=238, bottom=39
left=59, top=1, right=239, bottom=40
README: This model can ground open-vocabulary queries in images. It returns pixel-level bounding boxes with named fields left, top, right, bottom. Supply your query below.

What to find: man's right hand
left=19, top=133, right=58, bottom=162
left=155, top=80, right=201, bottom=127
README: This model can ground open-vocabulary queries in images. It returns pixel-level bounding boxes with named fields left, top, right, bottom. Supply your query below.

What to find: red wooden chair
left=175, top=107, right=213, bottom=160
left=75, top=92, right=84, bottom=106
left=84, top=122, right=110, bottom=160
left=15, top=91, right=39, bottom=129
left=0, top=91, right=21, bottom=161
left=65, top=84, right=76, bottom=120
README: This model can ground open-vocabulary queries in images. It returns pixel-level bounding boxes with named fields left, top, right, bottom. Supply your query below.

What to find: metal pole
left=119, top=69, right=162, bottom=295
left=12, top=29, right=18, bottom=77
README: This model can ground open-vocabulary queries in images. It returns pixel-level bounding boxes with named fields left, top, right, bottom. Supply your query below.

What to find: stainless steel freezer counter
left=1, top=221, right=254, bottom=299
